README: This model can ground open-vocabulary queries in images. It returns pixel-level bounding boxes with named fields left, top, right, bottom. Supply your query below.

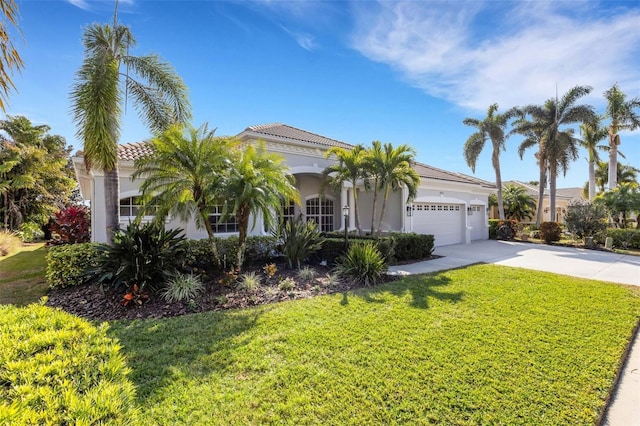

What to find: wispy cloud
left=281, top=25, right=317, bottom=51
left=67, top=0, right=135, bottom=12
left=67, top=0, right=91, bottom=11
left=351, top=1, right=640, bottom=111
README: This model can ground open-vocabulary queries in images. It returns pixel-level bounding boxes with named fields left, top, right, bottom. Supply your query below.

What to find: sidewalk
left=388, top=240, right=640, bottom=425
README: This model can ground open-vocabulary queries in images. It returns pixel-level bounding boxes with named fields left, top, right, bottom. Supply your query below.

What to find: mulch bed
left=45, top=262, right=409, bottom=322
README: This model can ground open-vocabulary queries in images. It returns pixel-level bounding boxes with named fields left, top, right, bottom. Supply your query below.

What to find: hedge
left=0, top=303, right=138, bottom=424
left=184, top=236, right=280, bottom=272
left=603, top=228, right=640, bottom=249
left=391, top=233, right=435, bottom=260
left=46, top=243, right=103, bottom=289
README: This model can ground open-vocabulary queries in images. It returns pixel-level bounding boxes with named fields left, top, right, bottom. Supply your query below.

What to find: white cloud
left=350, top=1, right=640, bottom=112
left=280, top=25, right=317, bottom=51
left=67, top=0, right=91, bottom=11
left=67, top=0, right=135, bottom=12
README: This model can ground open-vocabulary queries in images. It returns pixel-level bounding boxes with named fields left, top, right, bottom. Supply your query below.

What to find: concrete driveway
left=388, top=239, right=640, bottom=286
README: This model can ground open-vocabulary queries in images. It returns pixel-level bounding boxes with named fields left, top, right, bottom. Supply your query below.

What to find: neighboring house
left=497, top=180, right=585, bottom=223
left=73, top=123, right=495, bottom=247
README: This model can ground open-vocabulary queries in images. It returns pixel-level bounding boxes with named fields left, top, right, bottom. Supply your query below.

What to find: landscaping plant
left=540, top=221, right=563, bottom=244
left=563, top=200, right=608, bottom=242
left=0, top=230, right=20, bottom=256
left=335, top=241, right=387, bottom=286
left=46, top=243, right=102, bottom=289
left=162, top=273, right=204, bottom=303
left=277, top=216, right=324, bottom=269
left=49, top=204, right=91, bottom=244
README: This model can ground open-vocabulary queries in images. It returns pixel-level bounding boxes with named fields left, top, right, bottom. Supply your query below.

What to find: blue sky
left=6, top=0, right=640, bottom=189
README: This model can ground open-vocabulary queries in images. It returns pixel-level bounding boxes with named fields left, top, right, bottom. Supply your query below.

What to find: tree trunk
left=608, top=130, right=618, bottom=190
left=377, top=184, right=391, bottom=236
left=200, top=208, right=221, bottom=268
left=493, top=150, right=505, bottom=220
left=236, top=207, right=249, bottom=272
left=352, top=183, right=361, bottom=236
left=103, top=166, right=120, bottom=245
left=549, top=162, right=557, bottom=222
left=535, top=166, right=546, bottom=226
left=369, top=178, right=379, bottom=235
left=588, top=160, right=596, bottom=200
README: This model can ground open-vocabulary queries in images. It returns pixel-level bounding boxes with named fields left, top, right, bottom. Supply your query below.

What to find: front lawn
left=108, top=264, right=640, bottom=425
left=0, top=243, right=47, bottom=306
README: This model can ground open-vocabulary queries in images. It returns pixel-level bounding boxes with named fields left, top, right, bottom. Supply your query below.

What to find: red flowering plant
left=50, top=205, right=91, bottom=244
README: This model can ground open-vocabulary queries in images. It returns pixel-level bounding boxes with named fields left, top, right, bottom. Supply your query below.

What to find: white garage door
left=469, top=205, right=485, bottom=240
left=412, top=203, right=464, bottom=246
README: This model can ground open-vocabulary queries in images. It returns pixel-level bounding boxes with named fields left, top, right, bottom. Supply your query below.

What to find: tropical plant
left=132, top=123, right=233, bottom=267
left=297, top=265, right=317, bottom=282
left=595, top=182, right=640, bottom=228
left=237, top=271, right=261, bottom=292
left=89, top=222, right=186, bottom=293
left=219, top=143, right=299, bottom=271
left=502, top=184, right=536, bottom=221
left=70, top=22, right=191, bottom=244
left=0, top=116, right=76, bottom=230
left=563, top=200, right=608, bottom=242
left=540, top=221, right=562, bottom=244
left=0, top=0, right=23, bottom=112
left=334, top=241, right=387, bottom=286
left=463, top=104, right=515, bottom=220
left=17, top=221, right=43, bottom=242
left=515, top=86, right=595, bottom=223
left=594, top=161, right=638, bottom=193
left=49, top=205, right=91, bottom=244
left=324, top=144, right=368, bottom=235
left=277, top=216, right=324, bottom=269
left=367, top=142, right=420, bottom=235
left=0, top=229, right=19, bottom=256
left=603, top=84, right=640, bottom=190
left=578, top=119, right=609, bottom=200
left=162, top=273, right=204, bottom=303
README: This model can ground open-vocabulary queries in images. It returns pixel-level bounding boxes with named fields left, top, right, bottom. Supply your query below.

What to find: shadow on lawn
left=107, top=306, right=271, bottom=404
left=342, top=274, right=463, bottom=309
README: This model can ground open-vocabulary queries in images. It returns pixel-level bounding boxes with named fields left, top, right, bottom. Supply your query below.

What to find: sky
left=5, top=0, right=640, bottom=190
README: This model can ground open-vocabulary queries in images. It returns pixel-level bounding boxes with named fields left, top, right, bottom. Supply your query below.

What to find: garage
left=468, top=205, right=486, bottom=240
left=411, top=202, right=465, bottom=246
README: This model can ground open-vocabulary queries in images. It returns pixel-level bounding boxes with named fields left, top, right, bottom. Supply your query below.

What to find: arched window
left=306, top=197, right=334, bottom=232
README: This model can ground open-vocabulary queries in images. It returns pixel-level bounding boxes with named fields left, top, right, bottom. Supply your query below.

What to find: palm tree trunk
left=352, top=183, right=361, bottom=236
left=369, top=178, right=378, bottom=235
left=104, top=166, right=120, bottom=245
left=534, top=157, right=546, bottom=226
left=588, top=160, right=596, bottom=200
left=199, top=208, right=221, bottom=268
left=608, top=130, right=618, bottom=190
left=549, top=163, right=557, bottom=222
left=236, top=207, right=249, bottom=272
left=492, top=150, right=505, bottom=220
left=377, top=185, right=391, bottom=236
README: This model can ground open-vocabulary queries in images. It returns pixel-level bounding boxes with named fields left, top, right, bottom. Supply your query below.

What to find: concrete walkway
left=388, top=240, right=640, bottom=426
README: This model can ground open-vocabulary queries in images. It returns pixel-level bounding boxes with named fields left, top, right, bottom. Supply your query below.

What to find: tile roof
left=117, top=141, right=153, bottom=161
left=413, top=162, right=495, bottom=188
left=244, top=123, right=352, bottom=149
left=505, top=180, right=584, bottom=200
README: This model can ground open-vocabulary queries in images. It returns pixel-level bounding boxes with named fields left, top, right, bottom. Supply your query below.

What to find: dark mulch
left=45, top=262, right=407, bottom=322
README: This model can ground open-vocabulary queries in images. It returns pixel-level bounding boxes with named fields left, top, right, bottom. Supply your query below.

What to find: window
left=306, top=197, right=334, bottom=232
left=282, top=199, right=295, bottom=224
left=208, top=205, right=239, bottom=233
left=119, top=196, right=157, bottom=217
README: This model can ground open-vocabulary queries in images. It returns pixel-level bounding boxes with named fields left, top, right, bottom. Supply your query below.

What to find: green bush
left=391, top=233, right=434, bottom=261
left=277, top=217, right=324, bottom=269
left=0, top=303, right=138, bottom=424
left=540, top=222, right=562, bottom=244
left=564, top=201, right=608, bottom=241
left=317, top=238, right=348, bottom=264
left=604, top=229, right=640, bottom=249
left=318, top=236, right=395, bottom=265
left=183, top=239, right=217, bottom=274
left=18, top=221, right=44, bottom=243
left=46, top=243, right=103, bottom=289
left=162, top=273, right=204, bottom=303
left=334, top=241, right=387, bottom=287
left=488, top=219, right=500, bottom=239
left=184, top=236, right=280, bottom=273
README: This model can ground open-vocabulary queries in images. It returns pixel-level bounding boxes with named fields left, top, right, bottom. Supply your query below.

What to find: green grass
left=0, top=243, right=48, bottom=306
left=108, top=264, right=640, bottom=425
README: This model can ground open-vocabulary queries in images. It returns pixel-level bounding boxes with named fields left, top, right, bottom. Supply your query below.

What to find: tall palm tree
left=70, top=23, right=191, bottom=244
left=578, top=119, right=608, bottom=200
left=0, top=0, right=23, bottom=112
left=603, top=84, right=640, bottom=190
left=132, top=124, right=233, bottom=267
left=220, top=143, right=299, bottom=270
left=323, top=145, right=367, bottom=235
left=365, top=141, right=384, bottom=234
left=374, top=143, right=420, bottom=235
left=463, top=104, right=514, bottom=220
left=516, top=86, right=595, bottom=222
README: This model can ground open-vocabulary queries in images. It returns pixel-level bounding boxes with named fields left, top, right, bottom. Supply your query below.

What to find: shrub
left=603, top=229, right=640, bottom=249
left=90, top=222, right=186, bottom=293
left=0, top=230, right=20, bottom=256
left=162, top=273, right=204, bottom=303
left=243, top=236, right=279, bottom=265
left=297, top=265, right=317, bottom=282
left=17, top=221, right=44, bottom=242
left=496, top=220, right=518, bottom=240
left=263, top=263, right=278, bottom=279
left=391, top=233, right=434, bottom=261
left=277, top=217, right=324, bottom=269
left=49, top=205, right=91, bottom=244
left=317, top=238, right=348, bottom=264
left=334, top=241, right=387, bottom=287
left=488, top=219, right=500, bottom=239
left=540, top=222, right=562, bottom=244
left=237, top=272, right=261, bottom=292
left=563, top=201, right=608, bottom=242
left=325, top=272, right=340, bottom=287
left=46, top=243, right=103, bottom=289
left=278, top=276, right=296, bottom=291
left=183, top=239, right=216, bottom=275
left=0, top=303, right=138, bottom=424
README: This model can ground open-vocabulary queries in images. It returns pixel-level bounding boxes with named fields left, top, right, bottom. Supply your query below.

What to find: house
left=72, top=123, right=495, bottom=246
left=497, top=180, right=585, bottom=223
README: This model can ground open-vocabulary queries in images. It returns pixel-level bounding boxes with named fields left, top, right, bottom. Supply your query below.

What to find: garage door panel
left=469, top=205, right=485, bottom=240
left=412, top=203, right=464, bottom=246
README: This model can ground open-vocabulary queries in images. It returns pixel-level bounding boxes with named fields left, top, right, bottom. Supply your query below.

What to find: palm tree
left=374, top=143, right=420, bottom=235
left=70, top=23, right=191, bottom=244
left=596, top=182, right=640, bottom=228
left=365, top=141, right=384, bottom=234
left=463, top=104, right=514, bottom=220
left=595, top=161, right=639, bottom=193
left=220, top=143, right=299, bottom=271
left=578, top=119, right=608, bottom=200
left=132, top=124, right=232, bottom=267
left=323, top=145, right=367, bottom=235
left=603, top=84, right=640, bottom=190
left=0, top=0, right=23, bottom=112
left=516, top=86, right=595, bottom=222
left=502, top=184, right=536, bottom=221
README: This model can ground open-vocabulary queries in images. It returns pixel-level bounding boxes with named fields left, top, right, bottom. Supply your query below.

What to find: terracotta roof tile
left=117, top=142, right=153, bottom=161
left=413, top=162, right=495, bottom=188
left=245, top=123, right=352, bottom=149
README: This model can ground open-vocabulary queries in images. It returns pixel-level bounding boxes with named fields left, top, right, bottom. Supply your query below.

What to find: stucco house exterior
left=73, top=123, right=495, bottom=247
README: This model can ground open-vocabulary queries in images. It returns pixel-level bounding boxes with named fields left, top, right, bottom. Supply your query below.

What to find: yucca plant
left=276, top=216, right=324, bottom=269
left=334, top=241, right=387, bottom=287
